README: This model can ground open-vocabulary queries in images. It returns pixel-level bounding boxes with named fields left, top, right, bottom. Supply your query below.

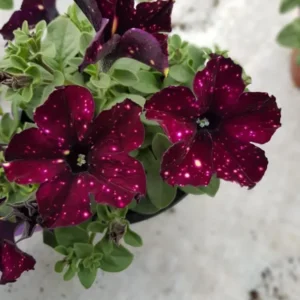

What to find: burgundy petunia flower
left=145, top=55, right=281, bottom=188
left=0, top=220, right=36, bottom=285
left=3, top=86, right=146, bottom=228
left=0, top=0, right=58, bottom=40
left=74, top=0, right=173, bottom=74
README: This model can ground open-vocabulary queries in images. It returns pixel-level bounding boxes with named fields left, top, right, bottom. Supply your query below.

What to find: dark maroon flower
left=0, top=0, right=58, bottom=40
left=74, top=0, right=173, bottom=74
left=0, top=220, right=36, bottom=285
left=145, top=55, right=281, bottom=188
left=3, top=86, right=146, bottom=228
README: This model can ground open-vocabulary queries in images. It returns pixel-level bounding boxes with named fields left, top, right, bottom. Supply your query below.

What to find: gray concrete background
left=1, top=0, right=300, bottom=299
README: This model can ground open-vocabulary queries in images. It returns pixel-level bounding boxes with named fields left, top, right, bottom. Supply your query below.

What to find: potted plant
left=0, top=0, right=281, bottom=289
left=277, top=0, right=300, bottom=86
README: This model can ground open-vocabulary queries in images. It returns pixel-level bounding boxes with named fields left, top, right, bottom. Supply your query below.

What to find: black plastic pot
left=126, top=190, right=186, bottom=224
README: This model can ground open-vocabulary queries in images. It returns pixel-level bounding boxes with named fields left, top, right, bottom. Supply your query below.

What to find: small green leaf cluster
left=277, top=0, right=300, bottom=55
left=44, top=204, right=142, bottom=289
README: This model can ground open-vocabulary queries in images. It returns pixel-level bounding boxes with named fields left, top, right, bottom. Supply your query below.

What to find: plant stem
left=34, top=56, right=54, bottom=75
left=89, top=233, right=96, bottom=244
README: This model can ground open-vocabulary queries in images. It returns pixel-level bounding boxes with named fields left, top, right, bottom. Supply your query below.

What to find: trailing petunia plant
left=0, top=0, right=281, bottom=289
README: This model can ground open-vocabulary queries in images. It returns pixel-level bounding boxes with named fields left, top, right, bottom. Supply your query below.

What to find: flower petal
left=36, top=171, right=92, bottom=228
left=212, top=135, right=268, bottom=187
left=145, top=86, right=199, bottom=143
left=193, top=55, right=245, bottom=115
left=79, top=20, right=120, bottom=72
left=74, top=0, right=103, bottom=31
left=88, top=153, right=146, bottom=207
left=0, top=0, right=58, bottom=40
left=34, top=86, right=95, bottom=146
left=222, top=92, right=281, bottom=144
left=87, top=99, right=144, bottom=153
left=0, top=221, right=18, bottom=242
left=3, top=159, right=68, bottom=185
left=135, top=0, right=174, bottom=33
left=0, top=241, right=35, bottom=285
left=161, top=133, right=213, bottom=186
left=5, top=128, right=64, bottom=161
left=117, top=28, right=169, bottom=73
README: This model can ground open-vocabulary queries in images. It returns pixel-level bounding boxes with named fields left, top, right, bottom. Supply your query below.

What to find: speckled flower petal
left=79, top=20, right=120, bottom=72
left=3, top=159, right=68, bottom=185
left=161, top=133, right=213, bottom=187
left=0, top=241, right=35, bottom=285
left=222, top=92, right=281, bottom=144
left=87, top=99, right=144, bottom=153
left=36, top=171, right=92, bottom=228
left=193, top=55, right=245, bottom=115
left=212, top=135, right=268, bottom=188
left=88, top=153, right=146, bottom=207
left=135, top=0, right=173, bottom=33
left=0, top=0, right=58, bottom=40
left=74, top=0, right=103, bottom=31
left=0, top=221, right=18, bottom=242
left=5, top=128, right=64, bottom=161
left=117, top=28, right=169, bottom=73
left=34, top=86, right=95, bottom=146
left=145, top=86, right=199, bottom=143
left=4, top=128, right=68, bottom=184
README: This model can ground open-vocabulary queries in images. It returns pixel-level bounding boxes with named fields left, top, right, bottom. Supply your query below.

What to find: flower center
left=196, top=118, right=210, bottom=128
left=196, top=112, right=221, bottom=132
left=77, top=154, right=87, bottom=167
left=65, top=144, right=90, bottom=173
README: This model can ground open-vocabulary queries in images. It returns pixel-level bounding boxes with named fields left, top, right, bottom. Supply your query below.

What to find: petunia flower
left=0, top=220, right=36, bottom=285
left=145, top=55, right=281, bottom=188
left=0, top=0, right=58, bottom=40
left=3, top=86, right=146, bottom=228
left=74, top=0, right=173, bottom=74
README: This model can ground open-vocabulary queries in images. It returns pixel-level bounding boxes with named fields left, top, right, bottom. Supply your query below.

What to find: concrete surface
left=1, top=0, right=300, bottom=299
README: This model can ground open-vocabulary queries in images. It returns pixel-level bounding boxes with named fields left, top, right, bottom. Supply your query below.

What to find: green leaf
left=280, top=0, right=300, bottom=13
left=10, top=55, right=28, bottom=70
left=90, top=73, right=111, bottom=89
left=96, top=204, right=112, bottom=221
left=188, top=45, right=206, bottom=70
left=55, top=227, right=89, bottom=248
left=169, top=63, right=194, bottom=83
left=21, top=85, right=33, bottom=102
left=180, top=176, right=220, bottom=197
left=147, top=163, right=177, bottom=209
left=133, top=70, right=160, bottom=94
left=79, top=32, right=93, bottom=54
left=63, top=265, right=76, bottom=281
left=106, top=93, right=146, bottom=109
left=94, top=235, right=113, bottom=255
left=55, top=261, right=67, bottom=273
left=44, top=16, right=81, bottom=67
left=24, top=66, right=41, bottom=84
left=152, top=133, right=171, bottom=160
left=55, top=246, right=69, bottom=256
left=78, top=265, right=97, bottom=289
left=124, top=228, right=143, bottom=247
left=169, top=34, right=182, bottom=49
left=111, top=58, right=144, bottom=74
left=100, top=244, right=134, bottom=273
left=43, top=229, right=58, bottom=249
left=130, top=197, right=161, bottom=215
left=74, top=243, right=94, bottom=259
left=112, top=69, right=139, bottom=86
left=87, top=221, right=107, bottom=233
left=0, top=0, right=13, bottom=9
left=277, top=18, right=300, bottom=48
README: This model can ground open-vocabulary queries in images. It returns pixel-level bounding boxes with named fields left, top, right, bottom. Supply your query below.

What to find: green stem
left=34, top=56, right=54, bottom=75
left=89, top=233, right=96, bottom=244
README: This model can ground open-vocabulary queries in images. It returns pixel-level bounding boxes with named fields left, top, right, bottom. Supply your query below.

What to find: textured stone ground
left=1, top=0, right=300, bottom=299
